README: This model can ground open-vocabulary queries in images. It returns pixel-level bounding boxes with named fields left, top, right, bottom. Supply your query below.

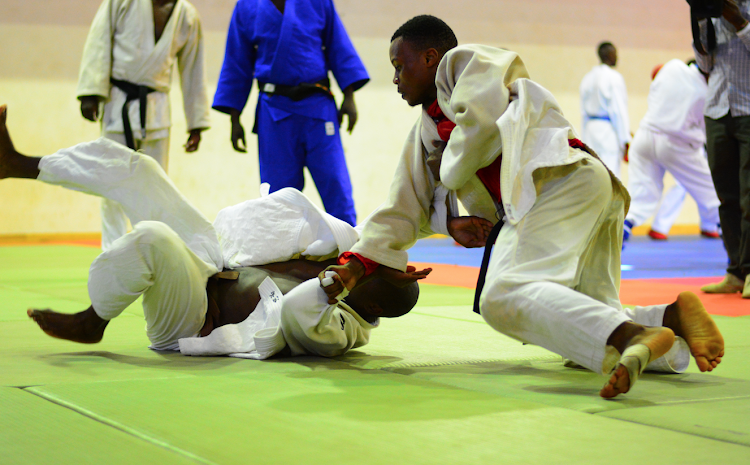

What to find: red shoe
left=647, top=229, right=668, bottom=240
left=701, top=230, right=721, bottom=239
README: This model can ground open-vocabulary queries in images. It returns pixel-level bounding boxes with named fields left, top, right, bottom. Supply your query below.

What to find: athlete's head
left=390, top=15, right=458, bottom=107
left=598, top=42, right=617, bottom=67
left=345, top=279, right=420, bottom=320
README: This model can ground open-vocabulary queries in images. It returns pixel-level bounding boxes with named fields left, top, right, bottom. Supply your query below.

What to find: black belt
left=110, top=78, right=157, bottom=150
left=473, top=205, right=505, bottom=315
left=257, top=77, right=334, bottom=102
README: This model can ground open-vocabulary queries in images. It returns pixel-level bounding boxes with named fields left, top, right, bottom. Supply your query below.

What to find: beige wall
left=0, top=0, right=700, bottom=235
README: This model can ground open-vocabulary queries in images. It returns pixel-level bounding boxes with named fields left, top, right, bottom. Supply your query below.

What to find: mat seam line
left=599, top=415, right=750, bottom=449
left=21, top=387, right=218, bottom=465
left=410, top=311, right=486, bottom=324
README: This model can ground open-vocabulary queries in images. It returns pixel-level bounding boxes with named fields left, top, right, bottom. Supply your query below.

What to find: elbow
left=439, top=167, right=466, bottom=190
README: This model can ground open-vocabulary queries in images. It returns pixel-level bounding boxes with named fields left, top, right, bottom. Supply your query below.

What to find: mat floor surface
left=1, top=239, right=749, bottom=464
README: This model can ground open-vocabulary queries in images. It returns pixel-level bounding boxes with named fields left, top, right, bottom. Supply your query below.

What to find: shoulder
left=442, top=44, right=529, bottom=78
left=176, top=0, right=202, bottom=25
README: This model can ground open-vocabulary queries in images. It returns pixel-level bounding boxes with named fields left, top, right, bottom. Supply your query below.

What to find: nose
left=393, top=72, right=399, bottom=85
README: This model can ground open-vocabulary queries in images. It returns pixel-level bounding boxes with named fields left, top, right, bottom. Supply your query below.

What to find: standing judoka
left=580, top=42, right=631, bottom=179
left=321, top=16, right=725, bottom=399
left=77, top=0, right=211, bottom=250
left=212, top=0, right=370, bottom=226
left=623, top=60, right=721, bottom=242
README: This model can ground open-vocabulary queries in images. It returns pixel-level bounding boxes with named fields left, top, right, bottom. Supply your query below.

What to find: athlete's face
left=389, top=37, right=438, bottom=107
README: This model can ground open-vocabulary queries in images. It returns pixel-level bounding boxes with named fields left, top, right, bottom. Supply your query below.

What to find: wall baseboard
left=0, top=232, right=101, bottom=245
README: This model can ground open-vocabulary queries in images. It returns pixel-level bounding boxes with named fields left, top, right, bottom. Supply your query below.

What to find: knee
left=130, top=221, right=181, bottom=250
left=478, top=280, right=524, bottom=334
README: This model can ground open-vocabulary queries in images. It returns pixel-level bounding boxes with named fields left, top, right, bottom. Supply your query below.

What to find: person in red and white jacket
left=320, top=15, right=725, bottom=399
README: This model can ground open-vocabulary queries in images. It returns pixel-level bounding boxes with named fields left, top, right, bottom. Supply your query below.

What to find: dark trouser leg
left=732, top=116, right=750, bottom=277
left=706, top=115, right=743, bottom=279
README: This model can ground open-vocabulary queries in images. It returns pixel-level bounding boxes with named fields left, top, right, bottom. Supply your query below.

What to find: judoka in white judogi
left=76, top=0, right=211, bottom=250
left=624, top=59, right=720, bottom=237
left=35, top=138, right=372, bottom=358
left=579, top=43, right=630, bottom=179
left=351, top=44, right=690, bottom=376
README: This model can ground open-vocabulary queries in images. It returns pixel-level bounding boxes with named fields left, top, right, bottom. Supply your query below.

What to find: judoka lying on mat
left=0, top=105, right=428, bottom=359
left=321, top=16, right=725, bottom=398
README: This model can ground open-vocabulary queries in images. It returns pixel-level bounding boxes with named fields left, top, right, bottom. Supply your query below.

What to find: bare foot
left=0, top=104, right=15, bottom=179
left=27, top=306, right=109, bottom=343
left=600, top=326, right=675, bottom=398
left=664, top=291, right=724, bottom=372
left=0, top=105, right=39, bottom=179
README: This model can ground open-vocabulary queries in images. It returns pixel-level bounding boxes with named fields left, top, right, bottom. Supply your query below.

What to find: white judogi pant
left=626, top=127, right=720, bottom=230
left=651, top=183, right=720, bottom=234
left=37, top=138, right=220, bottom=350
left=582, top=119, right=623, bottom=179
left=100, top=132, right=170, bottom=251
left=479, top=155, right=687, bottom=374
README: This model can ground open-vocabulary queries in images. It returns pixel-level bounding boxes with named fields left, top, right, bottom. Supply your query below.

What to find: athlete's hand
left=448, top=215, right=494, bottom=248
left=79, top=95, right=101, bottom=122
left=723, top=0, right=749, bottom=30
left=319, top=261, right=365, bottom=304
left=231, top=120, right=246, bottom=152
left=338, top=92, right=358, bottom=133
left=623, top=142, right=630, bottom=163
left=184, top=129, right=203, bottom=152
left=376, top=265, right=432, bottom=287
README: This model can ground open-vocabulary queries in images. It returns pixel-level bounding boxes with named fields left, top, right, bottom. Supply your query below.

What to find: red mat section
left=412, top=262, right=750, bottom=317
left=0, top=240, right=100, bottom=248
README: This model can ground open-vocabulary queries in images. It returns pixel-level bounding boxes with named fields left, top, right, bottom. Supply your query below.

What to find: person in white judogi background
left=76, top=0, right=211, bottom=250
left=623, top=60, right=721, bottom=243
left=580, top=41, right=631, bottom=179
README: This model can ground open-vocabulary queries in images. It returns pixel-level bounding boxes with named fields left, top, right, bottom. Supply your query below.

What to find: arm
left=322, top=0, right=369, bottom=134
left=609, top=73, right=631, bottom=150
left=437, top=48, right=529, bottom=190
left=280, top=278, right=370, bottom=357
left=177, top=6, right=210, bottom=152
left=338, top=85, right=358, bottom=133
left=212, top=0, right=257, bottom=152
left=76, top=0, right=116, bottom=120
left=725, top=0, right=750, bottom=54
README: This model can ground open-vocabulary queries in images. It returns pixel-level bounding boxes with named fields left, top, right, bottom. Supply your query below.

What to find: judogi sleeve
left=212, top=0, right=257, bottom=114
left=350, top=121, right=437, bottom=271
left=321, top=0, right=369, bottom=91
left=280, top=279, right=372, bottom=357
left=609, top=72, right=631, bottom=149
left=436, top=47, right=529, bottom=190
left=76, top=0, right=117, bottom=99
left=177, top=5, right=210, bottom=131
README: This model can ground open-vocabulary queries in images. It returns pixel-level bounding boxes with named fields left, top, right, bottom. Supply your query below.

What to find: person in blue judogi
left=213, top=0, right=370, bottom=226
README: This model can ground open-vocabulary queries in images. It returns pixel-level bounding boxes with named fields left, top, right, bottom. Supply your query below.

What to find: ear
left=424, top=47, right=440, bottom=67
left=368, top=304, right=384, bottom=316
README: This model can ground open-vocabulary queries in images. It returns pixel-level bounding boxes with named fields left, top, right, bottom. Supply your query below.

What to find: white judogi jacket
left=350, top=45, right=627, bottom=271
left=76, top=0, right=210, bottom=138
left=640, top=60, right=708, bottom=146
left=179, top=185, right=371, bottom=359
left=580, top=64, right=631, bottom=149
left=178, top=276, right=376, bottom=359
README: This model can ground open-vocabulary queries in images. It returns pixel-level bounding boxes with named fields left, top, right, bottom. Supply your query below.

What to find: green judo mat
left=2, top=245, right=750, bottom=464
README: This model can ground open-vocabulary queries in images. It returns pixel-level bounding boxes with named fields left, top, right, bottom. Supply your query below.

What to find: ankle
left=607, top=322, right=645, bottom=354
left=662, top=302, right=681, bottom=338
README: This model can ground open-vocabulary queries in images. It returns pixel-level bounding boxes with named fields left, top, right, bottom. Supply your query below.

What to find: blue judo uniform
left=213, top=0, right=369, bottom=226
